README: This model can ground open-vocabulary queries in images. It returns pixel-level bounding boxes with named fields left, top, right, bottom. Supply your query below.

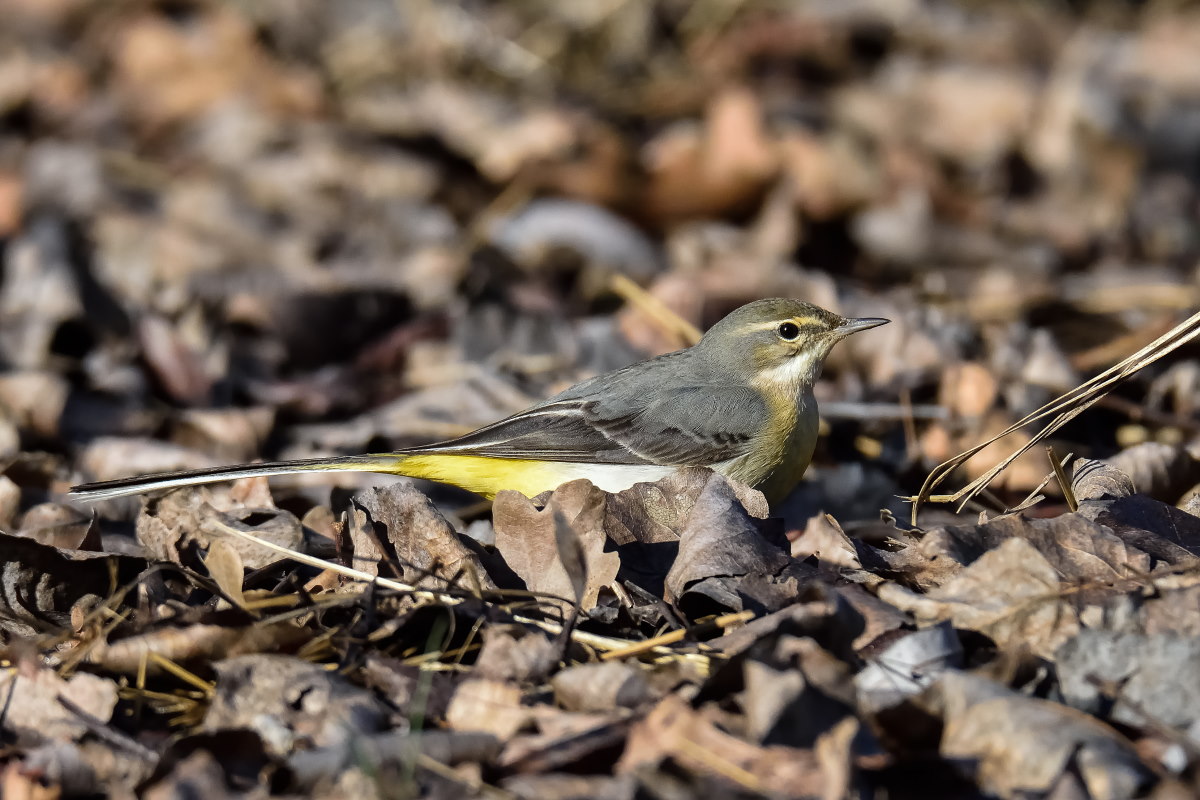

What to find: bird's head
left=698, top=298, right=889, bottom=393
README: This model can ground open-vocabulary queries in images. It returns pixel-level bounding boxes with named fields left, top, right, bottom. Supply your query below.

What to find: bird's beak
left=835, top=317, right=890, bottom=337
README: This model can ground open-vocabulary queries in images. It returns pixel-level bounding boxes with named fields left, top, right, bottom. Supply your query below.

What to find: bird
left=69, top=298, right=888, bottom=506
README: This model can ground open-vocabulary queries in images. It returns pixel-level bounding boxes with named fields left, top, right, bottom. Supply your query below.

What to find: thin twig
left=910, top=310, right=1200, bottom=523
left=1048, top=446, right=1077, bottom=512
left=599, top=610, right=754, bottom=661
left=206, top=518, right=667, bottom=656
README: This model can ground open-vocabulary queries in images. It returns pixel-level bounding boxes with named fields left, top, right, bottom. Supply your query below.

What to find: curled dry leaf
left=0, top=529, right=145, bottom=639
left=499, top=707, right=632, bottom=776
left=929, top=671, right=1149, bottom=799
left=879, top=538, right=1079, bottom=658
left=1072, top=456, right=1137, bottom=502
left=915, top=512, right=1152, bottom=590
left=1073, top=472, right=1200, bottom=568
left=16, top=502, right=98, bottom=551
left=709, top=583, right=865, bottom=662
left=665, top=471, right=794, bottom=612
left=493, top=480, right=618, bottom=612
left=351, top=483, right=497, bottom=591
left=475, top=625, right=559, bottom=685
left=137, top=487, right=303, bottom=569
left=1104, top=442, right=1200, bottom=504
left=791, top=513, right=861, bottom=568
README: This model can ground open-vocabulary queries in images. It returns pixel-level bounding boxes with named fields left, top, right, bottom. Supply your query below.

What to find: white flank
left=547, top=463, right=678, bottom=492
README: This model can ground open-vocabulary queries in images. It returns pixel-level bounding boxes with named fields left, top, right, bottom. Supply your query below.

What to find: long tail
left=68, top=454, right=405, bottom=502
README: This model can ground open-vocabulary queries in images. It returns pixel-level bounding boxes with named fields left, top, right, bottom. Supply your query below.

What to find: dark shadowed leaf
left=1105, top=443, right=1200, bottom=504
left=203, top=655, right=387, bottom=755
left=0, top=529, right=145, bottom=639
left=664, top=472, right=797, bottom=613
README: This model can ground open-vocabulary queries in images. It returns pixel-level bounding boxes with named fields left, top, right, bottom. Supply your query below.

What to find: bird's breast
left=721, top=389, right=819, bottom=504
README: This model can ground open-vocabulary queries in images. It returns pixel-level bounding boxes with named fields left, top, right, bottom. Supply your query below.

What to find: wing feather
left=406, top=378, right=765, bottom=467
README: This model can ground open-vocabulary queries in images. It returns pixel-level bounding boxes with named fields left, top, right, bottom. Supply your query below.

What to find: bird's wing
left=406, top=383, right=767, bottom=466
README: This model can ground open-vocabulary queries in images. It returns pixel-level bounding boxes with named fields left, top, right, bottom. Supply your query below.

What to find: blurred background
left=1, top=0, right=1198, bottom=532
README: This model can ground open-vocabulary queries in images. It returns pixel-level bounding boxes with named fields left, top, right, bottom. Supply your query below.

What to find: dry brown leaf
left=665, top=472, right=794, bottom=611
left=136, top=315, right=212, bottom=406
left=1072, top=456, right=1137, bottom=502
left=641, top=86, right=778, bottom=225
left=172, top=407, right=275, bottom=463
left=0, top=372, right=69, bottom=437
left=939, top=361, right=999, bottom=419
left=78, top=437, right=222, bottom=485
left=475, top=626, right=559, bottom=685
left=446, top=679, right=530, bottom=740
left=137, top=488, right=303, bottom=569
left=879, top=538, right=1078, bottom=657
left=493, top=480, right=619, bottom=612
left=0, top=475, right=19, bottom=531
left=931, top=671, right=1149, bottom=799
left=791, top=513, right=861, bottom=569
left=617, top=693, right=826, bottom=798
left=1104, top=443, right=1200, bottom=503
left=0, top=530, right=145, bottom=639
left=352, top=483, right=497, bottom=591
left=84, top=622, right=308, bottom=674
left=551, top=663, right=654, bottom=713
left=0, top=669, right=117, bottom=744
left=203, top=539, right=246, bottom=609
left=203, top=655, right=387, bottom=755
left=917, top=512, right=1151, bottom=589
left=1056, top=631, right=1200, bottom=730
left=15, top=502, right=97, bottom=551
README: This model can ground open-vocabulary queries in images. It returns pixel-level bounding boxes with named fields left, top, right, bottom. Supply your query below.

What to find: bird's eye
left=777, top=322, right=800, bottom=341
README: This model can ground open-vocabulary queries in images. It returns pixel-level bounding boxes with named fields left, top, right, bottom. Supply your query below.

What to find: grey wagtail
left=70, top=299, right=888, bottom=505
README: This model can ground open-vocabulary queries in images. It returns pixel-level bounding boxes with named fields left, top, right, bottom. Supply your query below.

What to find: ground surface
left=1, top=1, right=1200, bottom=798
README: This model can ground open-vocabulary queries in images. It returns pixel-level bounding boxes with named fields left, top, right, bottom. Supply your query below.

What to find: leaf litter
left=4, top=0, right=1200, bottom=797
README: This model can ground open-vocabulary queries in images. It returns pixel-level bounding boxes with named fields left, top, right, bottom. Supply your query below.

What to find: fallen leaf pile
left=3, top=0, right=1200, bottom=797
left=4, top=454, right=1200, bottom=798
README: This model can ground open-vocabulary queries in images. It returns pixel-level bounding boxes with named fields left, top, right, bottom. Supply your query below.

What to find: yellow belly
left=390, top=454, right=675, bottom=499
